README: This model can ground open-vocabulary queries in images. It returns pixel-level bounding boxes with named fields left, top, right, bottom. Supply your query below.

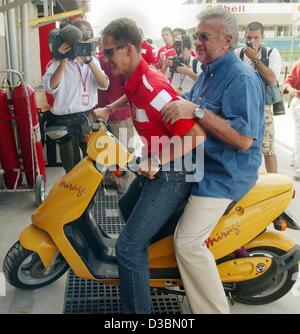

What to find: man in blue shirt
left=162, top=7, right=265, bottom=313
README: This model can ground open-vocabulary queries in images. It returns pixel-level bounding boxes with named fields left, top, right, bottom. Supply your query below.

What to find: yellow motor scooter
left=3, top=122, right=300, bottom=306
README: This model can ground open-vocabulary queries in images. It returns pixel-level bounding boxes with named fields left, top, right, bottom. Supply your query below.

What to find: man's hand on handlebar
left=92, top=107, right=110, bottom=122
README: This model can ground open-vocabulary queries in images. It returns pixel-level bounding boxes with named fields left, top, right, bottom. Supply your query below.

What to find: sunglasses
left=103, top=45, right=126, bottom=58
left=193, top=33, right=218, bottom=42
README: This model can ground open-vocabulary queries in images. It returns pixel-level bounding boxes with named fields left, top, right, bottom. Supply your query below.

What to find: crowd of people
left=42, top=7, right=299, bottom=314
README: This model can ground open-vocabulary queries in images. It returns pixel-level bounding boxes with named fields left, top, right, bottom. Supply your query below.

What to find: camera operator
left=43, top=19, right=109, bottom=173
left=166, top=35, right=201, bottom=94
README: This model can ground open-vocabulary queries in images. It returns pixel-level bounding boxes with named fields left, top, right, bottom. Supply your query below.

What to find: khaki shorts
left=262, top=105, right=275, bottom=156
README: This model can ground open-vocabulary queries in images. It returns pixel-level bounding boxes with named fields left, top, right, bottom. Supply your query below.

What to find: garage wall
left=0, top=1, right=41, bottom=87
left=0, top=11, right=8, bottom=84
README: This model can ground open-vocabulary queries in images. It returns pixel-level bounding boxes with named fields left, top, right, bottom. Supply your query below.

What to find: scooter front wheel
left=3, top=241, right=69, bottom=290
left=232, top=246, right=298, bottom=305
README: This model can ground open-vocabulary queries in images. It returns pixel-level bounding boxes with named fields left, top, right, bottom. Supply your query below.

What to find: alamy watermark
left=95, top=128, right=205, bottom=182
left=0, top=272, right=6, bottom=297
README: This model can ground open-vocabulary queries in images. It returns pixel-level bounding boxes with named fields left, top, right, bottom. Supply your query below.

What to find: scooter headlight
left=113, top=166, right=126, bottom=178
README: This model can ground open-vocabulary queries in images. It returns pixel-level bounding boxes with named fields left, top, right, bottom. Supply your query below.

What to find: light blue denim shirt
left=184, top=51, right=265, bottom=200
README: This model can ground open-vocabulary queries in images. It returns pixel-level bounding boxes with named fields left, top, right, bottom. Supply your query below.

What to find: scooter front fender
left=20, top=225, right=58, bottom=268
left=244, top=230, right=296, bottom=253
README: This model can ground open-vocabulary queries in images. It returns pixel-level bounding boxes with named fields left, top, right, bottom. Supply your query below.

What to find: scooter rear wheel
left=233, top=246, right=298, bottom=305
left=3, top=241, right=69, bottom=290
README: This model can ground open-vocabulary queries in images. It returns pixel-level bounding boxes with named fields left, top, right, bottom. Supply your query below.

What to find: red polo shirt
left=284, top=61, right=300, bottom=91
left=96, top=60, right=131, bottom=121
left=141, top=40, right=158, bottom=65
left=156, top=45, right=176, bottom=70
left=123, top=59, right=197, bottom=154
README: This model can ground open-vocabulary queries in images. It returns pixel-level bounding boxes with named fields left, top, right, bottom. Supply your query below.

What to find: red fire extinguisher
left=12, top=83, right=46, bottom=188
left=0, top=89, right=22, bottom=189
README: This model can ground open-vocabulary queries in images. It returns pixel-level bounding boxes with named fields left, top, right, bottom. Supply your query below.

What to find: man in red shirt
left=139, top=28, right=158, bottom=66
left=155, top=26, right=176, bottom=73
left=141, top=39, right=158, bottom=66
left=93, top=18, right=205, bottom=314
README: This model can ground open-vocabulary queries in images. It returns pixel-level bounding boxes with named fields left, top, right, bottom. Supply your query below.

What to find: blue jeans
left=116, top=171, right=191, bottom=314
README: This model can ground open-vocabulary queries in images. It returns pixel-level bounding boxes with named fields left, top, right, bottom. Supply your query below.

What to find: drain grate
left=63, top=185, right=183, bottom=314
left=64, top=270, right=182, bottom=314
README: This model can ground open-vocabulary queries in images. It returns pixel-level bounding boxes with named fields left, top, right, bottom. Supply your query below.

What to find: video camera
left=51, top=24, right=92, bottom=60
left=169, top=37, right=187, bottom=74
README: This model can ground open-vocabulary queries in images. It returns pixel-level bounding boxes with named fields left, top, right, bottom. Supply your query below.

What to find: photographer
left=235, top=22, right=282, bottom=174
left=166, top=35, right=201, bottom=94
left=43, top=20, right=109, bottom=173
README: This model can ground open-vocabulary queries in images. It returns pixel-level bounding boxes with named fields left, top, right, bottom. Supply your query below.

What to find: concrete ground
left=0, top=109, right=300, bottom=314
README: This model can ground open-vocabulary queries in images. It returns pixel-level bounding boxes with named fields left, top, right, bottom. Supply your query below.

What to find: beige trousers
left=174, top=195, right=232, bottom=314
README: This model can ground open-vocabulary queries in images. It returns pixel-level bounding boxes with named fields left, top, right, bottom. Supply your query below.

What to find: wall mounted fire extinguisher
left=0, top=88, right=22, bottom=189
left=12, top=83, right=46, bottom=188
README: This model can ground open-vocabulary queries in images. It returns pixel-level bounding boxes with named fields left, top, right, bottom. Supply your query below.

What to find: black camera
left=246, top=40, right=254, bottom=49
left=169, top=37, right=186, bottom=73
left=169, top=56, right=186, bottom=73
left=51, top=25, right=92, bottom=60
left=73, top=43, right=92, bottom=57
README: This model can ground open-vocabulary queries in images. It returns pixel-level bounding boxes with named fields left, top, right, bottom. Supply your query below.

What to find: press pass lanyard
left=75, top=62, right=89, bottom=106
left=178, top=57, right=191, bottom=92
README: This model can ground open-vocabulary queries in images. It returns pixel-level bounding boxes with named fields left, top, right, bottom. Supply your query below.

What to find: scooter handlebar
left=92, top=119, right=108, bottom=132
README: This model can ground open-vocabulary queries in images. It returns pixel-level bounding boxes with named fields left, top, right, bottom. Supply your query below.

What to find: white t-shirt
left=166, top=56, right=202, bottom=94
left=43, top=57, right=108, bottom=115
left=235, top=46, right=282, bottom=81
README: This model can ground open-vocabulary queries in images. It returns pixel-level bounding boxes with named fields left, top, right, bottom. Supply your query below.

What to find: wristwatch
left=253, top=59, right=259, bottom=66
left=194, top=105, right=206, bottom=120
left=84, top=57, right=93, bottom=65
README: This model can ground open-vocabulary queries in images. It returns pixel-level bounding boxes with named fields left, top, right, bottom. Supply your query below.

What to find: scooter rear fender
left=244, top=230, right=297, bottom=255
left=20, top=225, right=58, bottom=268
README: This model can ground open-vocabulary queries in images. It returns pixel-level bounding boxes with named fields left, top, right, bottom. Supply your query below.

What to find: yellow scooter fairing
left=20, top=225, right=58, bottom=268
left=25, top=126, right=136, bottom=279
left=206, top=174, right=294, bottom=260
left=149, top=174, right=294, bottom=266
left=31, top=124, right=133, bottom=230
left=147, top=229, right=297, bottom=286
left=87, top=125, right=134, bottom=169
left=148, top=174, right=297, bottom=285
left=25, top=158, right=102, bottom=278
left=32, top=157, right=102, bottom=229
